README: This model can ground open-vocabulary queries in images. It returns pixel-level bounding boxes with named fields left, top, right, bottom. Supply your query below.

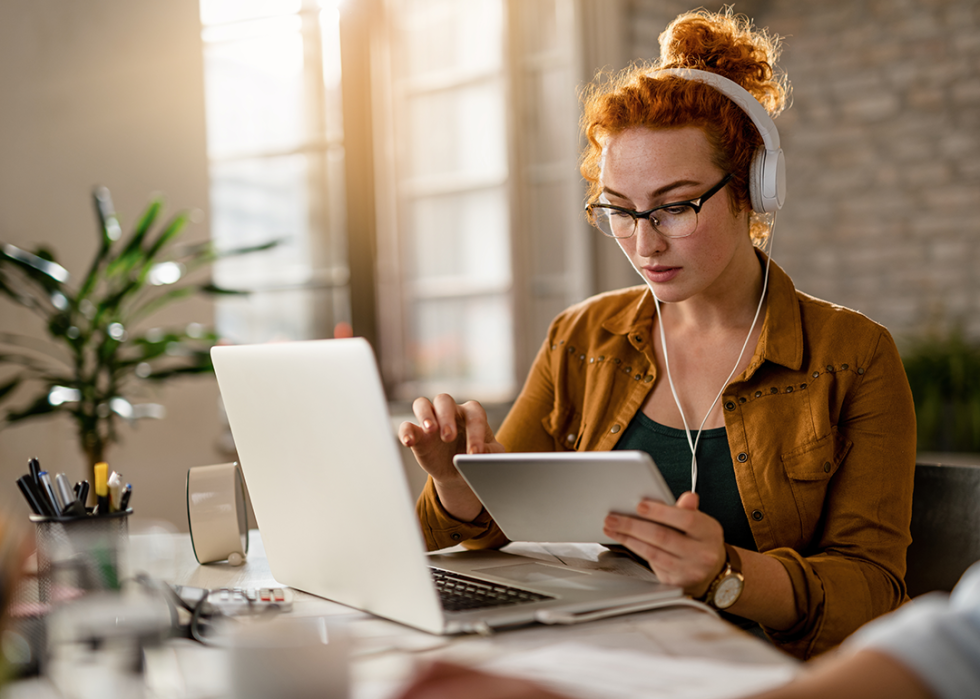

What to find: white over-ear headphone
left=651, top=68, right=786, bottom=213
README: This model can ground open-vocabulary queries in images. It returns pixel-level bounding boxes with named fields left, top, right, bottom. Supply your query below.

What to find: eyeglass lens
left=593, top=205, right=698, bottom=239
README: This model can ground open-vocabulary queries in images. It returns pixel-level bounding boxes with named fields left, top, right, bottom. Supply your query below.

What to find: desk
left=161, top=530, right=798, bottom=699
left=4, top=530, right=798, bottom=699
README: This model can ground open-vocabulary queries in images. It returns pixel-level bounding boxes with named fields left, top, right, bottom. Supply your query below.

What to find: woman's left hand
left=603, top=491, right=726, bottom=598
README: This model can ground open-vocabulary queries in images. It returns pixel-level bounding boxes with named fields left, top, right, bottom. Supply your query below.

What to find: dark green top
left=613, top=411, right=757, bottom=552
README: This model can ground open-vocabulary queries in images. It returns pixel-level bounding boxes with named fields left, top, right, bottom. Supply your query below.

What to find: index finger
left=457, top=400, right=496, bottom=454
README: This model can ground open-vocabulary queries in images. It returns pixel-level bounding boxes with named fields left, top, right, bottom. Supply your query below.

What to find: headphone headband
left=649, top=68, right=785, bottom=212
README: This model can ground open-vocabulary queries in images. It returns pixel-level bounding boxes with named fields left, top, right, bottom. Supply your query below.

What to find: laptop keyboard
left=430, top=568, right=554, bottom=611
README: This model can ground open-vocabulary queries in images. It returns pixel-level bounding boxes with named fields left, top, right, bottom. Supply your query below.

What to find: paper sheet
left=480, top=642, right=799, bottom=699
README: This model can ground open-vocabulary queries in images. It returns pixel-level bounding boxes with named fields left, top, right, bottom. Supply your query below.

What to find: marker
left=94, top=462, right=109, bottom=515
left=108, top=471, right=122, bottom=512
left=55, top=474, right=75, bottom=512
left=16, top=475, right=45, bottom=515
left=38, top=471, right=63, bottom=514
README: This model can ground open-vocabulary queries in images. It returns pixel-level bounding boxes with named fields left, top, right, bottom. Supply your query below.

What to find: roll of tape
left=186, top=462, right=249, bottom=565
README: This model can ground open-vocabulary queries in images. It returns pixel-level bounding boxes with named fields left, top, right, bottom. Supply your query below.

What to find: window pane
left=203, top=20, right=305, bottom=156
left=407, top=81, right=507, bottom=180
left=210, top=155, right=311, bottom=289
left=200, top=0, right=302, bottom=26
left=401, top=0, right=503, bottom=76
left=410, top=187, right=510, bottom=284
left=215, top=287, right=339, bottom=344
left=412, top=295, right=514, bottom=398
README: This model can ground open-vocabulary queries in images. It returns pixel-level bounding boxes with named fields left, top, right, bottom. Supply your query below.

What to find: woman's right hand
left=398, top=394, right=504, bottom=521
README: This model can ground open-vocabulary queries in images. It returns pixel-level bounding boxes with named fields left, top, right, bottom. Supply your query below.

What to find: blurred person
left=399, top=7, right=915, bottom=659
left=395, top=561, right=980, bottom=699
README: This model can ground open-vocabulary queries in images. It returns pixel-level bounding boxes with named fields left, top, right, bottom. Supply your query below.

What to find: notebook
left=210, top=338, right=682, bottom=635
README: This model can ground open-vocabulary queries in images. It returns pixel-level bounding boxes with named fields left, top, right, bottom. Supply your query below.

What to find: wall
left=0, top=0, right=218, bottom=531
left=627, top=0, right=980, bottom=347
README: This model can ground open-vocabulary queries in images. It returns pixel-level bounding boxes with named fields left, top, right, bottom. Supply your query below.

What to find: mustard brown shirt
left=416, top=257, right=916, bottom=659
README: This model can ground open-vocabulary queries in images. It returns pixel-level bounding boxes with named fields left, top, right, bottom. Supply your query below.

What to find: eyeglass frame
left=585, top=172, right=735, bottom=239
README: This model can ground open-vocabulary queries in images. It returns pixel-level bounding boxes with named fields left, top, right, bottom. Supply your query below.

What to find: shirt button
left=826, top=365, right=834, bottom=372
left=786, top=386, right=794, bottom=393
left=634, top=374, right=641, bottom=381
left=823, top=461, right=832, bottom=473
left=725, top=401, right=736, bottom=411
left=450, top=533, right=461, bottom=541
left=841, top=364, right=849, bottom=370
left=644, top=375, right=653, bottom=383
left=737, top=452, right=748, bottom=462
left=751, top=510, right=764, bottom=521
left=770, top=387, right=778, bottom=394
left=738, top=396, right=747, bottom=403
left=566, top=433, right=576, bottom=444
left=579, top=354, right=586, bottom=361
left=634, top=335, right=642, bottom=343
left=755, top=391, right=762, bottom=398
left=857, top=367, right=865, bottom=375
left=812, top=371, right=820, bottom=378
left=589, top=357, right=595, bottom=363
left=610, top=424, right=621, bottom=434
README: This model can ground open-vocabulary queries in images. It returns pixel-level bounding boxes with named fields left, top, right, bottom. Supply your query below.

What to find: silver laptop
left=211, top=338, right=682, bottom=635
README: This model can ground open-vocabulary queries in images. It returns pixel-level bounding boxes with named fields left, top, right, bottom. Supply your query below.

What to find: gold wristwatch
left=699, top=544, right=744, bottom=609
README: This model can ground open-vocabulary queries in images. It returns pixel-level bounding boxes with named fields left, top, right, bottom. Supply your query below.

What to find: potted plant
left=0, top=186, right=275, bottom=480
left=902, top=329, right=980, bottom=454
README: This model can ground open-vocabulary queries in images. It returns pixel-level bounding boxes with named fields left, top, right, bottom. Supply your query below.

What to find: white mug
left=186, top=462, right=249, bottom=565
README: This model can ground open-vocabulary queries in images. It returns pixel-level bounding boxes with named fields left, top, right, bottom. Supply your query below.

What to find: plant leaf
left=0, top=376, right=21, bottom=403
left=104, top=197, right=163, bottom=279
left=3, top=392, right=61, bottom=424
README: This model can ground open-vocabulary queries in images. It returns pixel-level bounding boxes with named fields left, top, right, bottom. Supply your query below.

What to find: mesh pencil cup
left=30, top=509, right=132, bottom=604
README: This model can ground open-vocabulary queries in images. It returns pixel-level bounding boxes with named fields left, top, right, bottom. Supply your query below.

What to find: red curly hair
left=580, top=7, right=790, bottom=244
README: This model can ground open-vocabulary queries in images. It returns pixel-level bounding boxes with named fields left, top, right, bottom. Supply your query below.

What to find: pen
left=16, top=475, right=45, bottom=515
left=38, top=471, right=63, bottom=514
left=119, top=483, right=132, bottom=511
left=94, top=462, right=109, bottom=515
left=76, top=480, right=90, bottom=509
left=28, top=457, right=42, bottom=488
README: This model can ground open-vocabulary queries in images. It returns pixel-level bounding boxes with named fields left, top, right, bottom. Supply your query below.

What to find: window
left=198, top=0, right=629, bottom=403
left=200, top=0, right=350, bottom=344
left=373, top=0, right=609, bottom=403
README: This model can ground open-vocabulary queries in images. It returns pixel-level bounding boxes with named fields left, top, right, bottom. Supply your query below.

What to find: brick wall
left=627, top=0, right=980, bottom=347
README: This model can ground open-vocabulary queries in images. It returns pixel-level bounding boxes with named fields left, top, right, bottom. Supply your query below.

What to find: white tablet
left=452, top=451, right=675, bottom=544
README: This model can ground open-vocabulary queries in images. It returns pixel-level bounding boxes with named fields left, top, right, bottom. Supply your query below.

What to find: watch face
left=713, top=575, right=744, bottom=609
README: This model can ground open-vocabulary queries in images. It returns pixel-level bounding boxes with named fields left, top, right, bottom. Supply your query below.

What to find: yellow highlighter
left=94, top=462, right=109, bottom=515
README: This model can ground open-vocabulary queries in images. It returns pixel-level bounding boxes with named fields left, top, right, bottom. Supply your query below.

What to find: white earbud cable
left=649, top=213, right=777, bottom=493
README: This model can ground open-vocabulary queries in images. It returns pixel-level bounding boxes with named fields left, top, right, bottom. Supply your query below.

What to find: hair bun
left=658, top=8, right=788, bottom=117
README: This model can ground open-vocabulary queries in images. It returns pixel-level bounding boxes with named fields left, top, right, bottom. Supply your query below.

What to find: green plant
left=902, top=329, right=980, bottom=453
left=0, top=186, right=275, bottom=475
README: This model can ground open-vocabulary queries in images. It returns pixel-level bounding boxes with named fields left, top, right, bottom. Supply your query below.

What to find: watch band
left=699, top=544, right=745, bottom=609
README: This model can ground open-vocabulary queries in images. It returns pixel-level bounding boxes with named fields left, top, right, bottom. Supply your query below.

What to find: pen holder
left=30, top=509, right=132, bottom=604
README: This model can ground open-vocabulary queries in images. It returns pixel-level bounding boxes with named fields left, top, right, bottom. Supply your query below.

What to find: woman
left=399, top=8, right=915, bottom=659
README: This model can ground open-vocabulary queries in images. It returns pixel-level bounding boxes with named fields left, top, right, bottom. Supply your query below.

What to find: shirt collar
left=601, top=250, right=803, bottom=371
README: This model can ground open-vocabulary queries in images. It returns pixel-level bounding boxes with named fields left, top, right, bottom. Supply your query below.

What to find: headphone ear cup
left=750, top=147, right=786, bottom=213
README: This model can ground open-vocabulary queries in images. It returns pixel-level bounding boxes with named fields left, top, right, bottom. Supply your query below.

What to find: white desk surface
left=158, top=530, right=799, bottom=699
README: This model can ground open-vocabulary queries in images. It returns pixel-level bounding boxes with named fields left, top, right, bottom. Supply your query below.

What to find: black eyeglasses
left=586, top=173, right=734, bottom=239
